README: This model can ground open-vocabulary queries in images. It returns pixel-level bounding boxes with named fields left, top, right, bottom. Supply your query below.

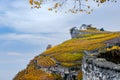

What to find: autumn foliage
left=14, top=31, right=120, bottom=80
left=29, top=0, right=117, bottom=13
left=13, top=59, right=60, bottom=80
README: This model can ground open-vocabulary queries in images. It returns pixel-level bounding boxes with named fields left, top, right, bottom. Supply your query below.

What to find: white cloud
left=12, top=1, right=120, bottom=35
left=0, top=32, right=70, bottom=46
left=0, top=0, right=83, bottom=33
left=1, top=0, right=119, bottom=34
left=7, top=52, right=22, bottom=56
left=0, top=51, right=36, bottom=63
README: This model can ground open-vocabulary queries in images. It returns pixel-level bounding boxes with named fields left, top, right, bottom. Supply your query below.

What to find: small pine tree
left=100, top=28, right=104, bottom=31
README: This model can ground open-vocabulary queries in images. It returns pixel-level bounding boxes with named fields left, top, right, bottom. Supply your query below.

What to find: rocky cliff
left=82, top=55, right=120, bottom=80
left=14, top=30, right=120, bottom=80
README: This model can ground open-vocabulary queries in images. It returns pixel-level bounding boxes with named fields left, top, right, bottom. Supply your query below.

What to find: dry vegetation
left=53, top=53, right=84, bottom=62
left=98, top=46, right=120, bottom=64
left=13, top=60, right=61, bottom=80
left=43, top=32, right=120, bottom=56
left=37, top=56, right=56, bottom=67
left=77, top=71, right=83, bottom=80
left=61, top=62, right=81, bottom=67
left=14, top=31, right=120, bottom=80
left=79, top=29, right=107, bottom=33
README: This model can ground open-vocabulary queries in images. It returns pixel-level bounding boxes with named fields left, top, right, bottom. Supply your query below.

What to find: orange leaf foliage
left=29, top=0, right=33, bottom=5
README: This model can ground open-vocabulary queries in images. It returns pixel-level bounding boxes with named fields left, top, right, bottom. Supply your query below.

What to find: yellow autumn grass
left=14, top=31, right=120, bottom=80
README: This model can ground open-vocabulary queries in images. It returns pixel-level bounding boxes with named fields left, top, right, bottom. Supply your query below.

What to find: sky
left=0, top=0, right=120, bottom=80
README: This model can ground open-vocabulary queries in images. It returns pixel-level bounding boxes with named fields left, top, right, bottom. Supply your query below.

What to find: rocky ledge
left=82, top=55, right=120, bottom=80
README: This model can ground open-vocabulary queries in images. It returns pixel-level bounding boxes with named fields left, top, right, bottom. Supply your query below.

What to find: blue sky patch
left=0, top=26, right=15, bottom=34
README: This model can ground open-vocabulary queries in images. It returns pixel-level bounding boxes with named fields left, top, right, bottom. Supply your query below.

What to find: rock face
left=70, top=27, right=80, bottom=38
left=82, top=56, right=120, bottom=80
left=34, top=58, right=81, bottom=80
left=46, top=44, right=52, bottom=50
left=70, top=27, right=91, bottom=38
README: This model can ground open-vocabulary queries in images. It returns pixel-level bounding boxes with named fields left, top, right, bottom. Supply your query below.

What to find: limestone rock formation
left=46, top=44, right=52, bottom=50
left=82, top=50, right=120, bottom=80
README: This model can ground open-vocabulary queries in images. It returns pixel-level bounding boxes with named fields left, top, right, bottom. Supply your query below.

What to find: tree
left=29, top=0, right=117, bottom=14
left=100, top=28, right=104, bottom=31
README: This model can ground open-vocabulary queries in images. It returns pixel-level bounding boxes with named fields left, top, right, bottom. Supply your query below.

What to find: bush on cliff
left=97, top=49, right=120, bottom=64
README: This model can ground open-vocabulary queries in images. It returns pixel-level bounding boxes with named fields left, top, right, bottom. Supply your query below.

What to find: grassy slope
left=13, top=59, right=61, bottom=80
left=14, top=32, right=120, bottom=80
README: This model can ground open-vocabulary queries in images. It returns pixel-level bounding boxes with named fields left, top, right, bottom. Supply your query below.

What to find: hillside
left=13, top=31, right=120, bottom=80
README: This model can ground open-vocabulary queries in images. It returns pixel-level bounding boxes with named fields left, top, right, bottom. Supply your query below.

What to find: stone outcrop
left=82, top=55, right=120, bottom=80
left=33, top=57, right=81, bottom=80
left=46, top=44, right=52, bottom=50
left=105, top=37, right=120, bottom=47
left=70, top=27, right=80, bottom=38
